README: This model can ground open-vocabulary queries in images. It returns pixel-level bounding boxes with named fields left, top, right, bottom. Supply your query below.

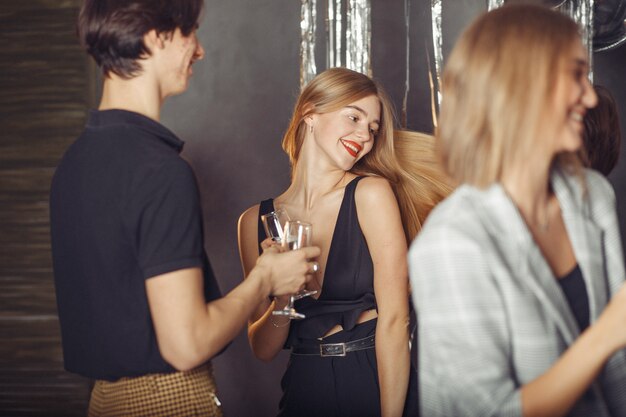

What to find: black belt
left=291, top=335, right=375, bottom=357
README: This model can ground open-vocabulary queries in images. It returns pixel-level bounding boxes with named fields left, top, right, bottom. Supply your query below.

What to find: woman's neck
left=283, top=165, right=351, bottom=210
left=501, top=157, right=555, bottom=231
left=279, top=133, right=358, bottom=209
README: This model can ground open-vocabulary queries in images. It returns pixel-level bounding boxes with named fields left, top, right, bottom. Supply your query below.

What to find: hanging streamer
left=300, top=0, right=317, bottom=89
left=304, top=0, right=371, bottom=86
left=430, top=0, right=443, bottom=125
left=346, top=0, right=372, bottom=76
left=487, top=0, right=505, bottom=11
left=326, top=0, right=343, bottom=68
left=401, top=0, right=410, bottom=128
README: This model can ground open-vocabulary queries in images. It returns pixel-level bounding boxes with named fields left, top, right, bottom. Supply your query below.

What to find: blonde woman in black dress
left=238, top=68, right=450, bottom=417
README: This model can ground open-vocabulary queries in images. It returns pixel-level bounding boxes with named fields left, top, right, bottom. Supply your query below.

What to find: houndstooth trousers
left=88, top=362, right=223, bottom=417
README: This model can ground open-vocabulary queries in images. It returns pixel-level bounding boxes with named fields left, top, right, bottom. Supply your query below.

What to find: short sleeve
left=128, top=158, right=205, bottom=279
left=409, top=221, right=523, bottom=417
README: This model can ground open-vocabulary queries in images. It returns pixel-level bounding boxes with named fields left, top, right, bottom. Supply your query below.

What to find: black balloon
left=594, top=0, right=626, bottom=51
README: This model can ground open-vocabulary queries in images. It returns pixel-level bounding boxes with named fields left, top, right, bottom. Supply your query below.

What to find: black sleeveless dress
left=257, top=177, right=419, bottom=417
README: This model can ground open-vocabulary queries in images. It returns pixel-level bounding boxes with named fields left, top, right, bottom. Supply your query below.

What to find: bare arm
left=357, top=177, right=410, bottom=417
left=237, top=205, right=293, bottom=362
left=146, top=238, right=320, bottom=371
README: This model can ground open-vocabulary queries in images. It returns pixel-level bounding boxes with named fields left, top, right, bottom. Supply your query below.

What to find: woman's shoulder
left=409, top=191, right=489, bottom=267
left=353, top=175, right=396, bottom=207
left=424, top=184, right=486, bottom=218
left=584, top=168, right=616, bottom=202
left=554, top=167, right=616, bottom=213
left=353, top=175, right=392, bottom=194
left=414, top=185, right=499, bottom=243
left=238, top=203, right=261, bottom=231
left=582, top=168, right=617, bottom=225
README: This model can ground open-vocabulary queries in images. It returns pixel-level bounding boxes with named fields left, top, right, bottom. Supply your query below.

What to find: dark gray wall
left=597, top=47, right=626, bottom=251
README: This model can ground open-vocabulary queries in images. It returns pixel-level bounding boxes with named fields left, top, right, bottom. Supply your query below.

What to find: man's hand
left=255, top=245, right=321, bottom=296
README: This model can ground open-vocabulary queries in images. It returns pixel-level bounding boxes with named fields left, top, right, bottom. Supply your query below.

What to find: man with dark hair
left=49, top=1, right=319, bottom=415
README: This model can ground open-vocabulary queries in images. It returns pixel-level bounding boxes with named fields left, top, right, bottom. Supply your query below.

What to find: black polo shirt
left=50, top=109, right=221, bottom=381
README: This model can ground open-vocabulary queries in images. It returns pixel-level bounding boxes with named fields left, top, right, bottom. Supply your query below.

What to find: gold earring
left=309, top=124, right=313, bottom=133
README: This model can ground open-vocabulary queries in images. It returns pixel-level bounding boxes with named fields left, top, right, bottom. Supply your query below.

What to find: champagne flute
left=261, top=208, right=290, bottom=244
left=282, top=221, right=318, bottom=301
left=273, top=220, right=318, bottom=320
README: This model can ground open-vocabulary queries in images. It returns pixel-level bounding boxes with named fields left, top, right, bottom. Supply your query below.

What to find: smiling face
left=157, top=28, right=205, bottom=98
left=546, top=41, right=598, bottom=155
left=308, top=95, right=381, bottom=171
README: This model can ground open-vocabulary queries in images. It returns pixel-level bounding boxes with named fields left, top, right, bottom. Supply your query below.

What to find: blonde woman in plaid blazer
left=409, top=5, right=626, bottom=417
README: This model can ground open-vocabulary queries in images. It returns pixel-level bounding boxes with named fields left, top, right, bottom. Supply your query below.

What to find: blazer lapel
left=523, top=246, right=580, bottom=343
left=480, top=184, right=580, bottom=344
left=552, top=171, right=607, bottom=324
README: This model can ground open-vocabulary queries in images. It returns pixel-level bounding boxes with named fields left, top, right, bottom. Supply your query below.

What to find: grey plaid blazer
left=409, top=168, right=626, bottom=417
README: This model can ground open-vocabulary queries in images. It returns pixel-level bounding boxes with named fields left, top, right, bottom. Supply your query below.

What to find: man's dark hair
left=581, top=85, right=622, bottom=176
left=78, top=0, right=203, bottom=79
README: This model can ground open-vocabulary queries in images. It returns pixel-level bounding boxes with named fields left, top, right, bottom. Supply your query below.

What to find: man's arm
left=146, top=246, right=319, bottom=371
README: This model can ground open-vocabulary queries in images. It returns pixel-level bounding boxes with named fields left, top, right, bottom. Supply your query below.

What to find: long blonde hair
left=437, top=4, right=582, bottom=187
left=282, top=68, right=451, bottom=242
left=393, top=129, right=453, bottom=240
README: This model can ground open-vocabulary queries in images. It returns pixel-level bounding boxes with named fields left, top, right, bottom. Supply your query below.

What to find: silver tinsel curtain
left=430, top=0, right=596, bottom=120
left=300, top=1, right=606, bottom=123
left=300, top=0, right=371, bottom=89
left=300, top=0, right=317, bottom=88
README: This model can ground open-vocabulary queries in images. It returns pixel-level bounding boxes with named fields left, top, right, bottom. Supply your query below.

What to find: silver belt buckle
left=320, top=342, right=346, bottom=357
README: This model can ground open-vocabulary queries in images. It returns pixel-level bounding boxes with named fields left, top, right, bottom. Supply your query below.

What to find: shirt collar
left=86, top=109, right=185, bottom=152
